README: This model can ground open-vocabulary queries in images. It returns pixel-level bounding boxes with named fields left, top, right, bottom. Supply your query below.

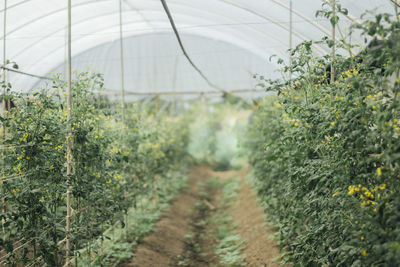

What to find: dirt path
left=122, top=165, right=281, bottom=267
left=122, top=165, right=215, bottom=267
left=230, top=167, right=281, bottom=267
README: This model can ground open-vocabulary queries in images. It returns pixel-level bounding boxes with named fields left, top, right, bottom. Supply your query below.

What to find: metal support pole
left=289, top=0, right=293, bottom=82
left=119, top=0, right=126, bottom=124
left=65, top=0, right=73, bottom=265
left=331, top=0, right=336, bottom=84
left=2, top=0, right=7, bottom=234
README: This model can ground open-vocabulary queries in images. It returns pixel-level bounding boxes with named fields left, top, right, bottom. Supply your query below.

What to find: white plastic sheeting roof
left=0, top=0, right=397, bottom=96
left=44, top=34, right=270, bottom=96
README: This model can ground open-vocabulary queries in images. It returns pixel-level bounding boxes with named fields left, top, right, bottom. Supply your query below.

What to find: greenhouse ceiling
left=0, top=0, right=398, bottom=98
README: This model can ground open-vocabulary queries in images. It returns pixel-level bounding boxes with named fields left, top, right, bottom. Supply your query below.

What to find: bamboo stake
left=171, top=56, right=178, bottom=115
left=394, top=1, right=400, bottom=82
left=119, top=0, right=129, bottom=239
left=331, top=0, right=336, bottom=84
left=153, top=94, right=160, bottom=205
left=65, top=0, right=73, bottom=265
left=119, top=0, right=126, bottom=124
left=289, top=0, right=293, bottom=82
left=153, top=175, right=159, bottom=206
left=155, top=94, right=159, bottom=114
left=1, top=0, right=7, bottom=235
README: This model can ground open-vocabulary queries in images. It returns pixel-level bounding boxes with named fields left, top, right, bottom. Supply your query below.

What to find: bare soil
left=230, top=166, right=281, bottom=267
left=121, top=165, right=210, bottom=267
left=122, top=165, right=281, bottom=267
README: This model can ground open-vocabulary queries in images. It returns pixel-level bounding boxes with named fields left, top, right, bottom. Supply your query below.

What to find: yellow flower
left=377, top=168, right=382, bottom=176
left=330, top=122, right=335, bottom=126
left=49, top=165, right=54, bottom=170
left=361, top=235, right=365, bottom=241
left=11, top=188, right=20, bottom=195
left=348, top=185, right=353, bottom=194
left=332, top=192, right=339, bottom=197
left=361, top=250, right=367, bottom=256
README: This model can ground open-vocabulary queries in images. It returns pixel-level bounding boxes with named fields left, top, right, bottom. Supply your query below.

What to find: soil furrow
left=122, top=165, right=282, bottom=267
left=230, top=167, right=281, bottom=267
left=121, top=165, right=207, bottom=267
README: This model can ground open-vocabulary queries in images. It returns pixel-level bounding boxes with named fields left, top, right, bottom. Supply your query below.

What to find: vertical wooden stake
left=119, top=0, right=126, bottom=124
left=155, top=94, right=159, bottom=115
left=153, top=96, right=160, bottom=205
left=171, top=56, right=178, bottom=115
left=153, top=94, right=160, bottom=205
left=119, top=0, right=129, bottom=239
left=1, top=0, right=7, bottom=235
left=66, top=0, right=73, bottom=265
left=331, top=0, right=336, bottom=84
left=395, top=2, right=400, bottom=81
left=124, top=191, right=128, bottom=239
left=153, top=175, right=158, bottom=206
left=289, top=0, right=293, bottom=82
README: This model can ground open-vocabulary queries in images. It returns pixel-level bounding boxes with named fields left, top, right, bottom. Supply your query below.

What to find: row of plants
left=247, top=3, right=400, bottom=266
left=211, top=176, right=246, bottom=267
left=187, top=98, right=249, bottom=171
left=0, top=68, right=190, bottom=266
left=77, top=165, right=189, bottom=266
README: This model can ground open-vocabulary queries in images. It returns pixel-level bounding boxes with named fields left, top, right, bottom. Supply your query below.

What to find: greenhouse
left=1, top=0, right=400, bottom=266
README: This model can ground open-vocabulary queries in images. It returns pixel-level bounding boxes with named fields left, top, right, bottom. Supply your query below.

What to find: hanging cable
left=391, top=0, right=400, bottom=7
left=159, top=0, right=226, bottom=93
left=1, top=66, right=58, bottom=81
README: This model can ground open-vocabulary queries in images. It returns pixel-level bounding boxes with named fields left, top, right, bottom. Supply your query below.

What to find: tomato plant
left=0, top=70, right=190, bottom=266
left=248, top=3, right=400, bottom=266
